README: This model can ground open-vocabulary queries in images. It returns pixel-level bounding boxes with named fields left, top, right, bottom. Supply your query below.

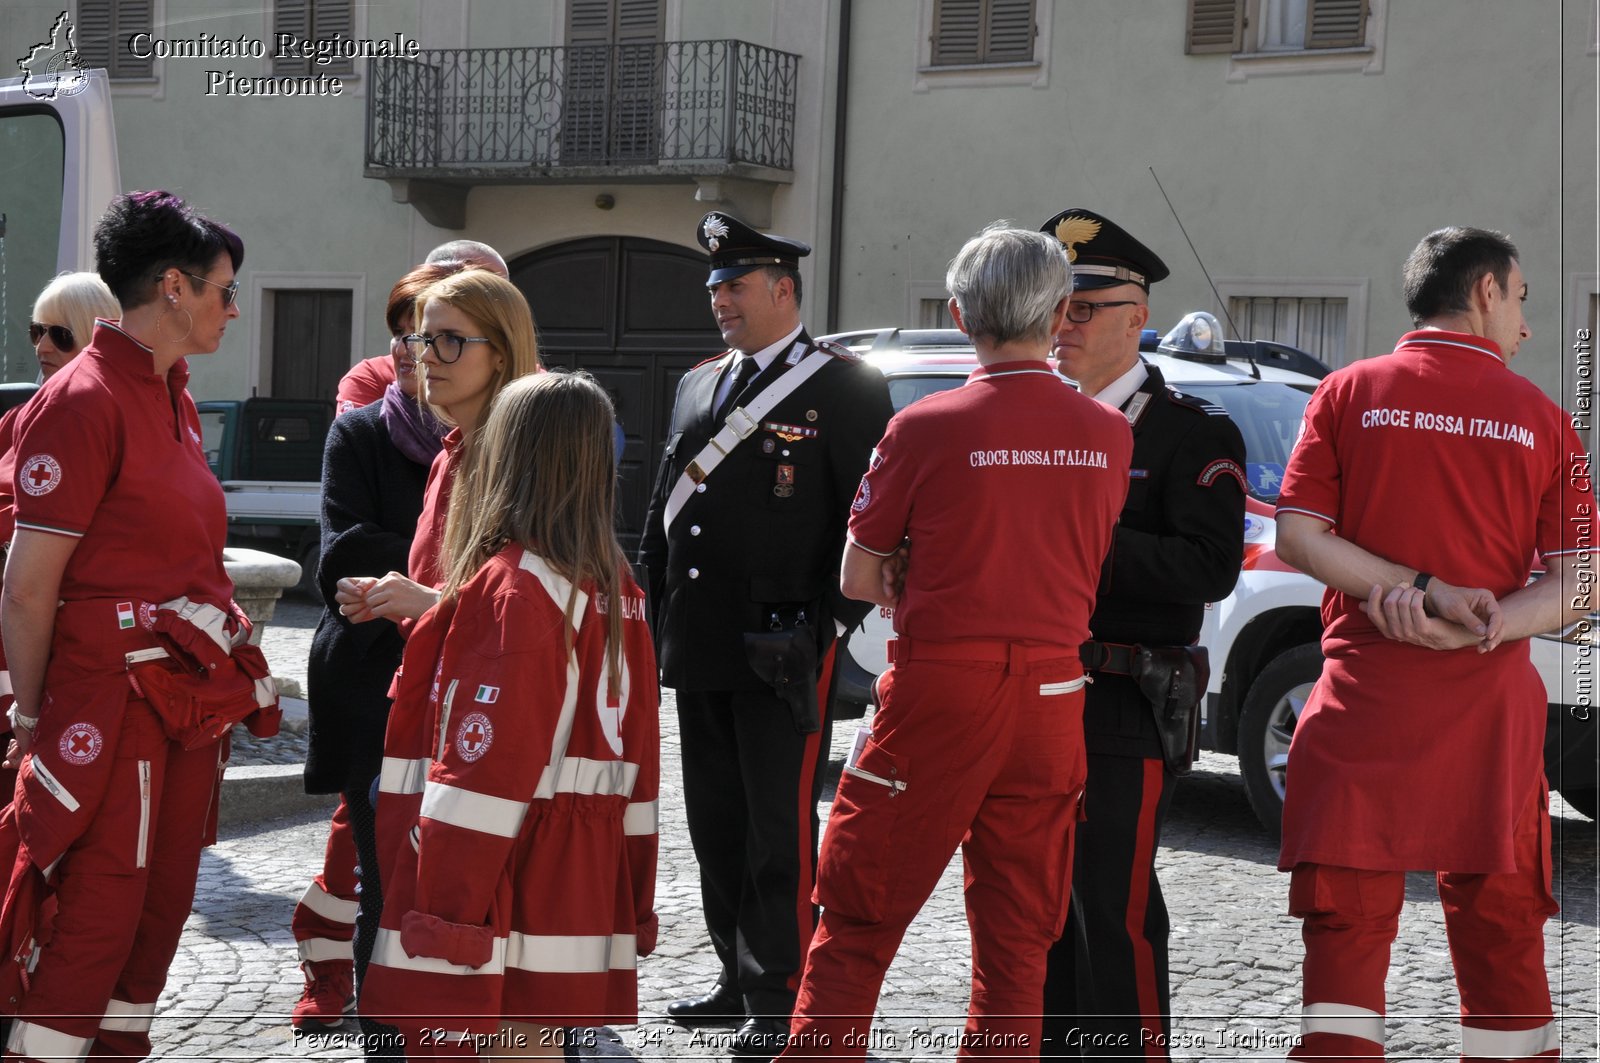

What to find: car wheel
left=292, top=540, right=319, bottom=599
left=1238, top=642, right=1324, bottom=837
left=1557, top=787, right=1598, bottom=820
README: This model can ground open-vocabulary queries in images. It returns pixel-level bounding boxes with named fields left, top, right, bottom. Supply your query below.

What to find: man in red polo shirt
left=1276, top=227, right=1593, bottom=1062
left=777, top=224, right=1131, bottom=1060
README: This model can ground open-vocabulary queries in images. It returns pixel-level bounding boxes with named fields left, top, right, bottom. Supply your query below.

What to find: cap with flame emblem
left=698, top=212, right=811, bottom=285
left=1039, top=208, right=1169, bottom=292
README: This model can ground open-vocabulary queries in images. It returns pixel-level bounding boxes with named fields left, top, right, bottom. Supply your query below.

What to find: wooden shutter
left=567, top=0, right=614, bottom=44
left=932, top=0, right=983, bottom=64
left=1185, top=0, right=1244, bottom=55
left=74, top=0, right=115, bottom=71
left=312, top=0, right=354, bottom=73
left=273, top=0, right=310, bottom=74
left=985, top=0, right=1035, bottom=62
left=114, top=0, right=153, bottom=77
left=1307, top=0, right=1368, bottom=48
left=615, top=0, right=663, bottom=43
left=932, top=0, right=1035, bottom=65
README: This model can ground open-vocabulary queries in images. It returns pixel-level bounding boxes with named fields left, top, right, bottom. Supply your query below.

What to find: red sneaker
left=290, top=959, right=356, bottom=1031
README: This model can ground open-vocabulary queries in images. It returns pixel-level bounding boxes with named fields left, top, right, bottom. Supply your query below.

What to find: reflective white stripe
left=1302, top=1002, right=1384, bottom=1045
left=623, top=799, right=658, bottom=836
left=547, top=756, right=640, bottom=798
left=298, top=880, right=360, bottom=924
left=298, top=936, right=356, bottom=963
left=506, top=931, right=636, bottom=974
left=100, top=998, right=156, bottom=1034
left=7, top=1019, right=92, bottom=1060
left=0, top=670, right=11, bottom=697
left=518, top=552, right=588, bottom=633
left=135, top=761, right=151, bottom=869
left=253, top=675, right=277, bottom=708
left=379, top=756, right=429, bottom=796
left=1460, top=1021, right=1559, bottom=1059
left=1039, top=677, right=1088, bottom=696
left=158, top=597, right=233, bottom=655
left=372, top=926, right=506, bottom=975
left=533, top=655, right=582, bottom=802
left=29, top=757, right=81, bottom=813
left=420, top=781, right=528, bottom=838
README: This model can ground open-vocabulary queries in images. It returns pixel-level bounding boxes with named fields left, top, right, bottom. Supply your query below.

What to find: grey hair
left=945, top=223, right=1071, bottom=345
left=426, top=239, right=509, bottom=278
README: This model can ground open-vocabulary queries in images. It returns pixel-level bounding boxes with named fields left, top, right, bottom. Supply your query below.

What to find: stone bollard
left=224, top=547, right=302, bottom=645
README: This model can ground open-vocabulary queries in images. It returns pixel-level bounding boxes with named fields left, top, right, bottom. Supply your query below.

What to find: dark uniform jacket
left=638, top=331, right=894, bottom=692
left=1087, top=362, right=1246, bottom=757
left=305, top=400, right=432, bottom=793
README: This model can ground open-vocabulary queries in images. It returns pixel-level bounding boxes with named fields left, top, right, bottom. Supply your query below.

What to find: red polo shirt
left=1276, top=329, right=1593, bottom=872
left=848, top=360, right=1131, bottom=646
left=337, top=355, right=396, bottom=415
left=11, top=321, right=231, bottom=609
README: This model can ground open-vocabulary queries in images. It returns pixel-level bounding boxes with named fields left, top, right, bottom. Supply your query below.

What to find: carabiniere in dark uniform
left=1037, top=209, right=1247, bottom=1059
left=638, top=212, right=893, bottom=1060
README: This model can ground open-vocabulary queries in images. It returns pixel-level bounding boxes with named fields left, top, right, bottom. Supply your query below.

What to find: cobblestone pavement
left=148, top=602, right=1600, bottom=1061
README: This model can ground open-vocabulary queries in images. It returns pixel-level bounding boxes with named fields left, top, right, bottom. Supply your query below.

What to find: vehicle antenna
left=1149, top=167, right=1259, bottom=378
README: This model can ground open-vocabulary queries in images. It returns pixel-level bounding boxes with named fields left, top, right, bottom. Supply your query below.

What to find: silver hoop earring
left=156, top=306, right=194, bottom=345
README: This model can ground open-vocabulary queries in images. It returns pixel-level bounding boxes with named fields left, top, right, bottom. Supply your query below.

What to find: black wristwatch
left=1413, top=572, right=1435, bottom=615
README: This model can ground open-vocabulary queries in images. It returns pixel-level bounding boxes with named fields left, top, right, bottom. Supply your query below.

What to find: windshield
left=1180, top=382, right=1310, bottom=502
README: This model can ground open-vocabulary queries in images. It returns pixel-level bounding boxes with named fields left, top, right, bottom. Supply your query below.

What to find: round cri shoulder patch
left=60, top=722, right=104, bottom=765
left=455, top=712, right=494, bottom=763
left=20, top=454, right=62, bottom=496
left=851, top=476, right=871, bottom=512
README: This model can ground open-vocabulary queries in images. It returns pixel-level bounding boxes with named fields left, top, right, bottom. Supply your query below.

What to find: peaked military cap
left=1040, top=208, right=1170, bottom=292
left=699, top=212, right=811, bottom=284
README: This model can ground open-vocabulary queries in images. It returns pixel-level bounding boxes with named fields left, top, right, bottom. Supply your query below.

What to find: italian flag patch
left=116, top=602, right=136, bottom=630
left=475, top=685, right=500, bottom=704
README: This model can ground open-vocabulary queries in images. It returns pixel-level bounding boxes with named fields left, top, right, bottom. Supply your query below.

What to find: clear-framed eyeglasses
left=403, top=333, right=493, bottom=364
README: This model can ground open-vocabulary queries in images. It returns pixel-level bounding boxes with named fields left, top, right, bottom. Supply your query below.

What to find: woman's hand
left=3, top=722, right=34, bottom=770
left=339, top=572, right=439, bottom=623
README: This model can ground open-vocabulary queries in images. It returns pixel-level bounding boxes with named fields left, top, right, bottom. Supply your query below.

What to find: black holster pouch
left=1131, top=645, right=1210, bottom=777
left=744, top=609, right=821, bottom=735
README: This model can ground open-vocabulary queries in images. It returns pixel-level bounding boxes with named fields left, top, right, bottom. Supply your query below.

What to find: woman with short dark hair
left=0, top=190, right=277, bottom=1062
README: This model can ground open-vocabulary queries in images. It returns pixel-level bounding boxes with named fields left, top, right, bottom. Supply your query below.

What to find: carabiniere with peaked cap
left=699, top=212, right=812, bottom=284
left=1040, top=207, right=1171, bottom=292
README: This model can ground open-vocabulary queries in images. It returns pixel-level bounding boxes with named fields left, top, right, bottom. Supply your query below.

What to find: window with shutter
left=1186, top=0, right=1371, bottom=56
left=75, top=0, right=155, bottom=80
left=273, top=0, right=355, bottom=76
left=932, top=0, right=1036, bottom=66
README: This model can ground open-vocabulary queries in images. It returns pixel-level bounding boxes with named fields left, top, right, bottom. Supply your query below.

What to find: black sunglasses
left=28, top=322, right=75, bottom=349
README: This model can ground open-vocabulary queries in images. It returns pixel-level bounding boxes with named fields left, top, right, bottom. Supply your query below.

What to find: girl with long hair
left=361, top=371, right=660, bottom=1059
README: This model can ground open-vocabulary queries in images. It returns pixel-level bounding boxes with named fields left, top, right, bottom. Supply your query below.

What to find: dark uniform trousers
left=1040, top=364, right=1246, bottom=1059
left=639, top=333, right=894, bottom=1019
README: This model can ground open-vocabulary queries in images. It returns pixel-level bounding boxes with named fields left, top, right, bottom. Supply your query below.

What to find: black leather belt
left=1079, top=640, right=1137, bottom=676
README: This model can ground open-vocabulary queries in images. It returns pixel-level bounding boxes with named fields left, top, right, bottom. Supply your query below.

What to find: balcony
left=365, top=40, right=799, bottom=228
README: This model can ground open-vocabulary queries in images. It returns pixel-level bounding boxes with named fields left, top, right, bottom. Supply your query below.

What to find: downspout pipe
left=825, top=0, right=851, bottom=333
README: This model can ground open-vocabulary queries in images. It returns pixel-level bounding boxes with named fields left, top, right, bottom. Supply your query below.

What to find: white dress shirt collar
left=1087, top=358, right=1149, bottom=413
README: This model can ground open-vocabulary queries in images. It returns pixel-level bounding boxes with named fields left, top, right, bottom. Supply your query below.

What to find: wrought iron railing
left=365, top=40, right=798, bottom=174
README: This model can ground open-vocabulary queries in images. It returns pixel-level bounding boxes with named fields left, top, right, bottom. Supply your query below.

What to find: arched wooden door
left=511, top=236, right=721, bottom=553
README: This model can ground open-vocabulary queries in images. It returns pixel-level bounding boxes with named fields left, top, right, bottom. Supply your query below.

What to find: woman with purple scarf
left=293, top=263, right=461, bottom=1053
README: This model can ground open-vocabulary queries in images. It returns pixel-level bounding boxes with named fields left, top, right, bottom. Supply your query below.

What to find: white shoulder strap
left=663, top=345, right=834, bottom=534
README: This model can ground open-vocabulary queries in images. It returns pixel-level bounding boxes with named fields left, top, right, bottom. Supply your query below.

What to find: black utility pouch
left=744, top=608, right=821, bottom=734
left=1132, top=645, right=1210, bottom=777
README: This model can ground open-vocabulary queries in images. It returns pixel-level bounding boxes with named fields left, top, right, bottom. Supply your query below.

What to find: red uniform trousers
left=291, top=799, right=360, bottom=965
left=1288, top=784, right=1558, bottom=1063
left=781, top=643, right=1087, bottom=1062
left=5, top=704, right=224, bottom=1062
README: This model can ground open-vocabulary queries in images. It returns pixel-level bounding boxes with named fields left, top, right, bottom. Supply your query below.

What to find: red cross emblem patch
left=59, top=722, right=104, bottom=765
left=20, top=454, right=62, bottom=497
left=455, top=712, right=494, bottom=763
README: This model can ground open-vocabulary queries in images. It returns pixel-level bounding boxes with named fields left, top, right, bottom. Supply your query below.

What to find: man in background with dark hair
left=639, top=213, right=892, bottom=1061
left=1275, top=227, right=1592, bottom=1062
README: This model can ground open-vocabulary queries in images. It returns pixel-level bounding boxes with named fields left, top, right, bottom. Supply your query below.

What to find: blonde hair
left=440, top=371, right=628, bottom=689
left=416, top=269, right=542, bottom=431
left=32, top=271, right=120, bottom=350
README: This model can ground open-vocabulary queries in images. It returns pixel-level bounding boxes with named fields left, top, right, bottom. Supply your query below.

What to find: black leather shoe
left=665, top=986, right=744, bottom=1027
left=730, top=1016, right=788, bottom=1060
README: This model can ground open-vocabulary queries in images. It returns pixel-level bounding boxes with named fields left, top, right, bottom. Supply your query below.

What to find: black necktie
left=717, top=356, right=759, bottom=420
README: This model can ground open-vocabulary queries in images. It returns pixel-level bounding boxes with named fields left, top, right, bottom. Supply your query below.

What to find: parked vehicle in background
left=196, top=397, right=332, bottom=594
left=827, top=323, right=1598, bottom=832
